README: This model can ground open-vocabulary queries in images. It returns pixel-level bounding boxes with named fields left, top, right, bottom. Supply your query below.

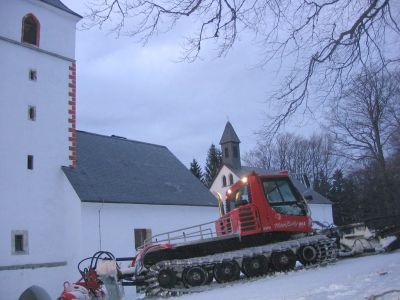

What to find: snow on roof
left=63, top=131, right=217, bottom=207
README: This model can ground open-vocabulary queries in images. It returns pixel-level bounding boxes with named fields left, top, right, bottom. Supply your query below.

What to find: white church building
left=0, top=1, right=217, bottom=299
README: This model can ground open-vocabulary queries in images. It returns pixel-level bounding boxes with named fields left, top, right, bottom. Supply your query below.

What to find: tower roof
left=219, top=121, right=240, bottom=144
left=38, top=0, right=82, bottom=18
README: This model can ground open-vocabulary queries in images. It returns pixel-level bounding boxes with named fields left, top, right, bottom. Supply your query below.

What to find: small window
left=222, top=175, right=227, bottom=187
left=28, top=106, right=36, bottom=121
left=27, top=155, right=34, bottom=170
left=233, top=145, right=238, bottom=158
left=225, top=147, right=229, bottom=158
left=22, top=14, right=40, bottom=46
left=229, top=174, right=234, bottom=185
left=29, top=69, right=37, bottom=81
left=134, top=228, right=152, bottom=249
left=11, top=230, right=28, bottom=255
left=15, top=235, right=24, bottom=252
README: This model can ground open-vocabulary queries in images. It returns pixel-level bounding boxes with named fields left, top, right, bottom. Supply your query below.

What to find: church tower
left=220, top=121, right=241, bottom=169
left=0, top=1, right=81, bottom=299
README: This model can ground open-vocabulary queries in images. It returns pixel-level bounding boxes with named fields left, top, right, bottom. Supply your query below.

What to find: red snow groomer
left=132, top=171, right=337, bottom=296
left=59, top=171, right=338, bottom=299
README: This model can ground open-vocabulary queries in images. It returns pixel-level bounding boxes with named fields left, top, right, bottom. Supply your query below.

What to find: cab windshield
left=262, top=179, right=307, bottom=216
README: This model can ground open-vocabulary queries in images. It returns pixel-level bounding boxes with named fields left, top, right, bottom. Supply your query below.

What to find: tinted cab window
left=263, top=179, right=307, bottom=216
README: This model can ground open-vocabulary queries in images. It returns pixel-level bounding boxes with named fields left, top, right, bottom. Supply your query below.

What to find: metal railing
left=144, top=221, right=218, bottom=245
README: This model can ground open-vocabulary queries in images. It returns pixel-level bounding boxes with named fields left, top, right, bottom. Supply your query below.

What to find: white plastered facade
left=0, top=1, right=82, bottom=299
left=81, top=203, right=218, bottom=299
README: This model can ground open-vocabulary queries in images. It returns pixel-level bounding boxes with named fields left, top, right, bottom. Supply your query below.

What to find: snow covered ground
left=143, top=250, right=400, bottom=300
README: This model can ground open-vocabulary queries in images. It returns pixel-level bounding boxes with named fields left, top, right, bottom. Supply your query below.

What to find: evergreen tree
left=189, top=159, right=203, bottom=183
left=313, top=169, right=330, bottom=197
left=329, top=169, right=347, bottom=225
left=329, top=169, right=366, bottom=225
left=343, top=175, right=364, bottom=223
left=204, top=144, right=223, bottom=188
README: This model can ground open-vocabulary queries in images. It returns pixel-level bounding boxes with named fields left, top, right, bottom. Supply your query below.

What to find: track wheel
left=242, top=256, right=268, bottom=277
left=271, top=251, right=296, bottom=272
left=157, top=269, right=177, bottom=288
left=214, top=261, right=240, bottom=283
left=183, top=266, right=208, bottom=287
left=297, top=245, right=318, bottom=266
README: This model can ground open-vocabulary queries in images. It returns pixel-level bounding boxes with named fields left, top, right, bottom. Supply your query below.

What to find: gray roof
left=38, top=0, right=82, bottom=18
left=63, top=131, right=217, bottom=206
left=227, top=166, right=332, bottom=205
left=233, top=166, right=268, bottom=178
left=219, top=122, right=240, bottom=144
left=290, top=177, right=332, bottom=205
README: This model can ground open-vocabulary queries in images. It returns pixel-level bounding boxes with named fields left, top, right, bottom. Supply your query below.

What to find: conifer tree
left=204, top=144, right=223, bottom=188
left=313, top=169, right=330, bottom=197
left=189, top=159, right=203, bottom=183
left=329, top=169, right=347, bottom=225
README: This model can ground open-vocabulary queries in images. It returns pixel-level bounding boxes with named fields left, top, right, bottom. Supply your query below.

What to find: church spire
left=219, top=122, right=241, bottom=169
left=219, top=121, right=240, bottom=144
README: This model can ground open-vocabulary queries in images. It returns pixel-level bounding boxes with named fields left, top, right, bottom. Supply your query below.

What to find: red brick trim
left=68, top=62, right=77, bottom=168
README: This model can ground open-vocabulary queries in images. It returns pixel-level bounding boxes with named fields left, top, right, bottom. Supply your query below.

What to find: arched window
left=224, top=147, right=229, bottom=158
left=22, top=14, right=40, bottom=46
left=233, top=145, right=238, bottom=158
left=229, top=174, right=234, bottom=185
left=222, top=175, right=227, bottom=187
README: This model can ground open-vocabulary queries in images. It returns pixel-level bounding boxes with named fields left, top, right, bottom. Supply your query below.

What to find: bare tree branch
left=83, top=0, right=400, bottom=132
left=328, top=66, right=399, bottom=170
left=243, top=132, right=339, bottom=184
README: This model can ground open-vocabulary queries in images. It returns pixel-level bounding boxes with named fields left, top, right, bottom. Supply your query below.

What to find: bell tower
left=0, top=1, right=81, bottom=299
left=219, top=122, right=241, bottom=169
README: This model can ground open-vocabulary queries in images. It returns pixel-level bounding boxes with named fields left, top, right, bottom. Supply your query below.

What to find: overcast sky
left=62, top=0, right=317, bottom=168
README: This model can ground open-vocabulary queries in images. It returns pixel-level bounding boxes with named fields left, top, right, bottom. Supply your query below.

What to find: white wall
left=0, top=1, right=80, bottom=299
left=0, top=0, right=79, bottom=59
left=0, top=140, right=82, bottom=297
left=309, top=204, right=334, bottom=225
left=0, top=27, right=72, bottom=264
left=81, top=203, right=218, bottom=258
left=210, top=165, right=240, bottom=202
left=80, top=203, right=217, bottom=298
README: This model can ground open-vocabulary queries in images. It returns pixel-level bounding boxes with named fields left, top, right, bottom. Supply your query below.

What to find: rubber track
left=141, top=234, right=337, bottom=297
